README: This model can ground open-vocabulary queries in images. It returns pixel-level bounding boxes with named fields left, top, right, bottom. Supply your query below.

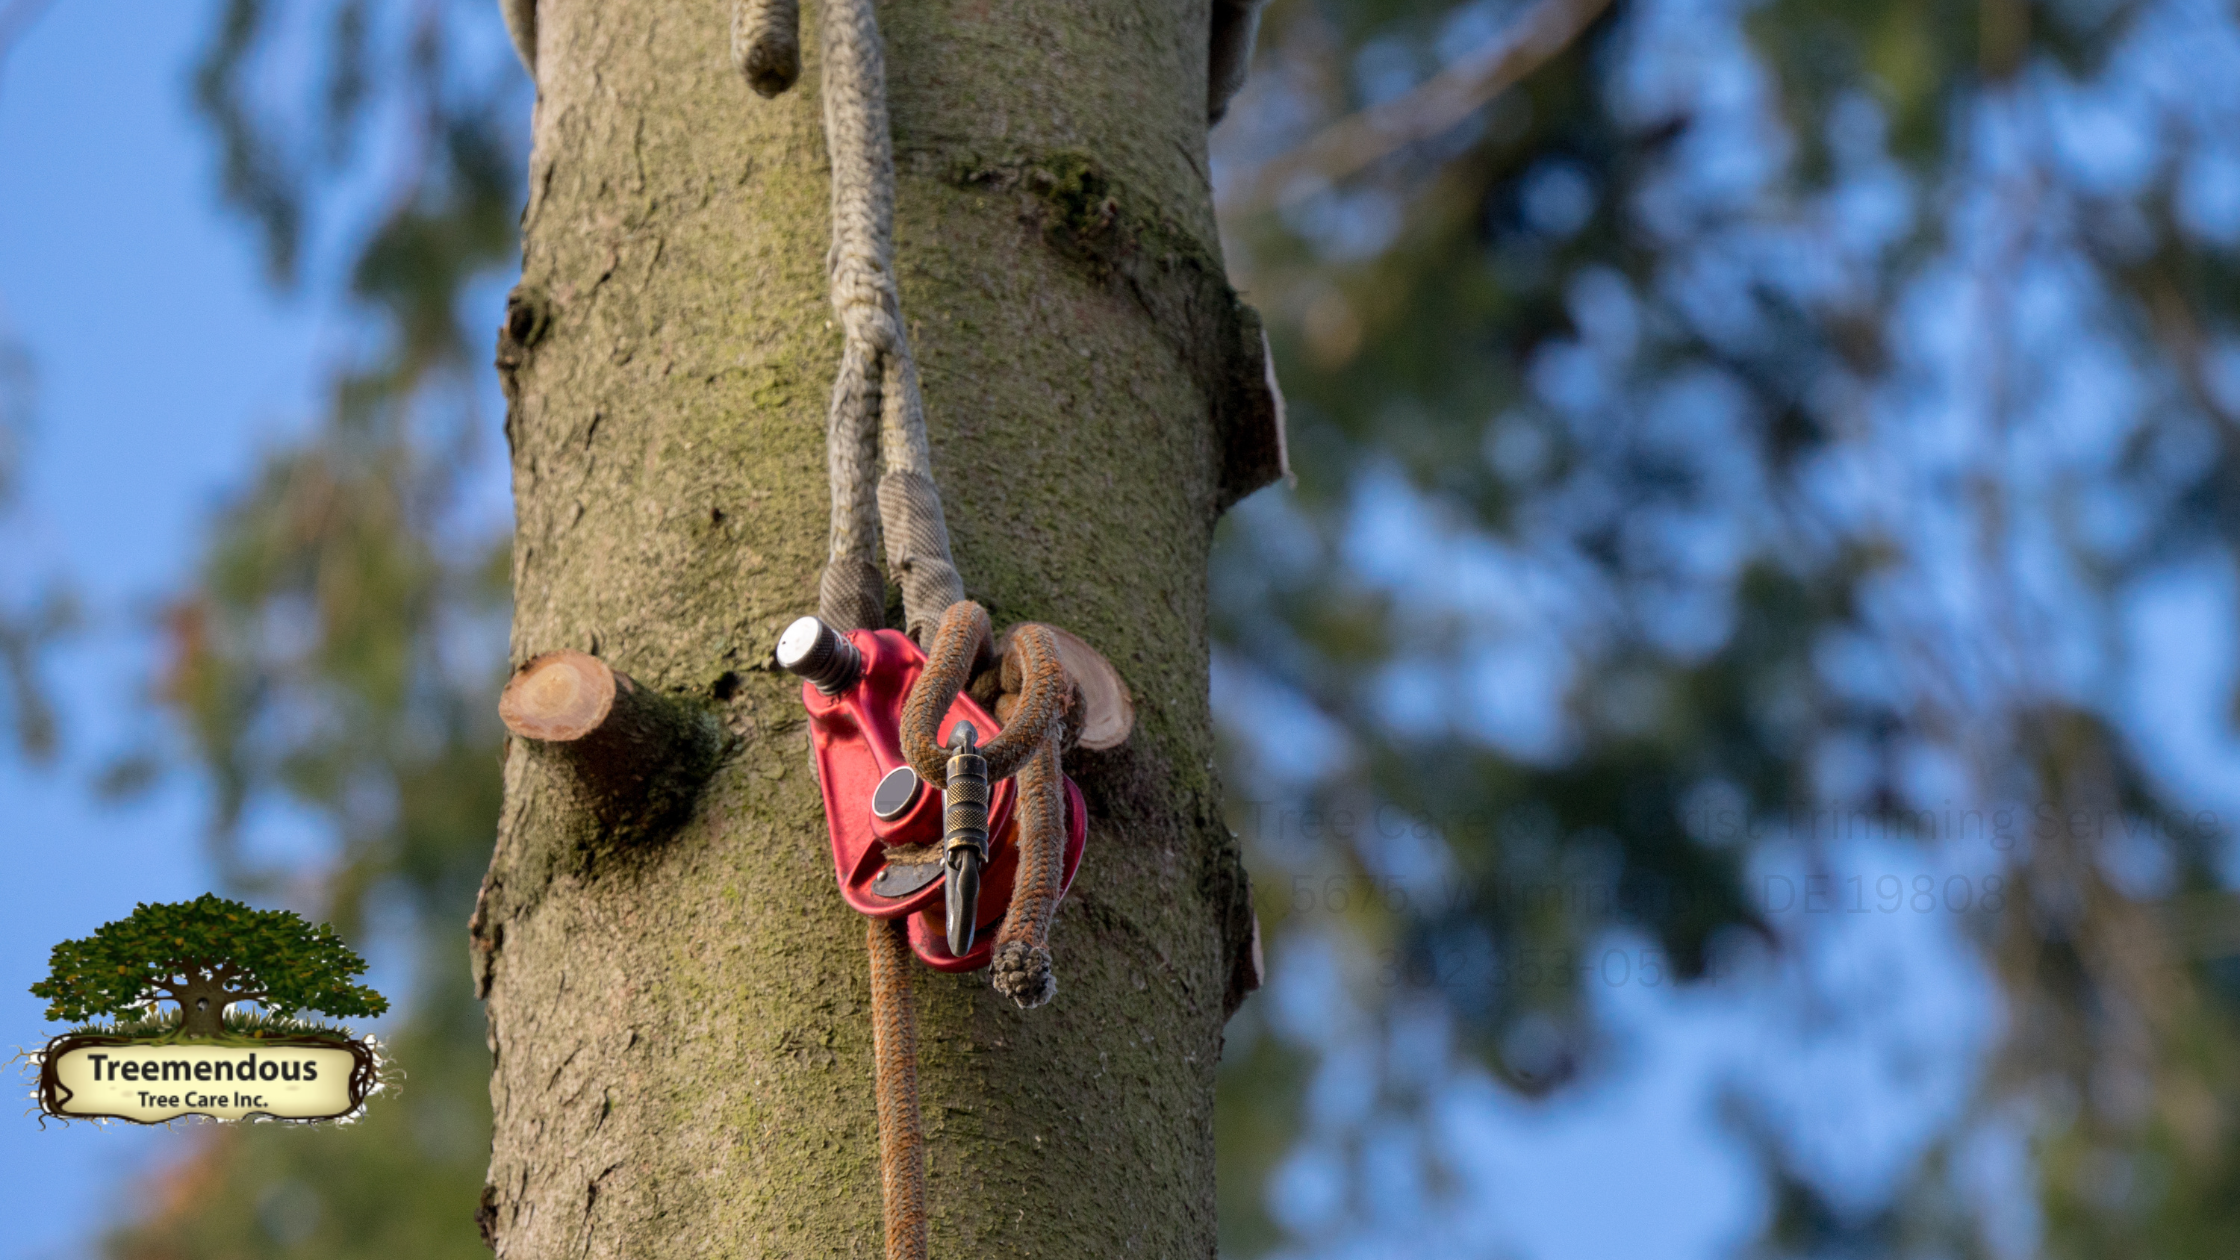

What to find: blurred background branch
left=0, top=0, right=56, bottom=70
left=1218, top=0, right=1611, bottom=218
left=6, top=0, right=2240, bottom=1255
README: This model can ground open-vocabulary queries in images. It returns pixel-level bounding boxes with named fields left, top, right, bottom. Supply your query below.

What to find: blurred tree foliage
left=1, top=0, right=80, bottom=796
left=0, top=305, right=72, bottom=760
left=102, top=1, right=520, bottom=1256
left=1211, top=0, right=2240, bottom=1255
left=108, top=0, right=2240, bottom=1255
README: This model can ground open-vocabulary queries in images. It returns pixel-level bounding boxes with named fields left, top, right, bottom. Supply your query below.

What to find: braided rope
left=819, top=336, right=886, bottom=631
left=991, top=738, right=1065, bottom=1007
left=740, top=1, right=1048, bottom=1248
left=897, top=601, right=990, bottom=779
left=809, top=0, right=965, bottom=643
left=866, top=917, right=928, bottom=1260
left=900, top=602, right=1070, bottom=1008
left=751, top=0, right=966, bottom=640
left=877, top=469, right=965, bottom=647
left=900, top=603, right=1067, bottom=785
left=766, top=3, right=962, bottom=1248
left=731, top=0, right=801, bottom=97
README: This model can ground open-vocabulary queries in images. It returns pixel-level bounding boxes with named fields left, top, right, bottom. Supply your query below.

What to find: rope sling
left=740, top=2, right=1073, bottom=1255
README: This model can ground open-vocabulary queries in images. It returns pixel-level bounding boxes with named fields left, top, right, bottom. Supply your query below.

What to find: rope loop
left=730, top=0, right=801, bottom=97
left=808, top=0, right=963, bottom=644
left=897, top=600, right=1072, bottom=1009
left=899, top=602, right=1068, bottom=785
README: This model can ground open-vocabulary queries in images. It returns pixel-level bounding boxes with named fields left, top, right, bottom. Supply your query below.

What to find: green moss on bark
left=476, top=0, right=1254, bottom=1255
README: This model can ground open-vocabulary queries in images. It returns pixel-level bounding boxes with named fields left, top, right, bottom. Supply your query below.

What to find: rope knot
left=731, top=0, right=802, bottom=96
left=990, top=941, right=1056, bottom=1009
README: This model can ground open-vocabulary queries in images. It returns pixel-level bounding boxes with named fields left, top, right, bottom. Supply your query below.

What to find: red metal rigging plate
left=800, top=628, right=1086, bottom=972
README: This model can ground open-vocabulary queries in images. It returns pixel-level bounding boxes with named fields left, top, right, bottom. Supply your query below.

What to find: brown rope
left=990, top=736, right=1065, bottom=1007
left=826, top=601, right=1072, bottom=1254
left=900, top=602, right=1068, bottom=784
left=750, top=0, right=1073, bottom=1233
left=898, top=601, right=991, bottom=781
left=867, top=917, right=928, bottom=1260
left=898, top=601, right=1072, bottom=1011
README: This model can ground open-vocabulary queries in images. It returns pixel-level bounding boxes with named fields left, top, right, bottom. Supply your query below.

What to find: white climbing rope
left=783, top=0, right=966, bottom=641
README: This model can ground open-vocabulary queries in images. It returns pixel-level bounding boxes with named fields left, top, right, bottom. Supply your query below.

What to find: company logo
left=24, top=894, right=389, bottom=1124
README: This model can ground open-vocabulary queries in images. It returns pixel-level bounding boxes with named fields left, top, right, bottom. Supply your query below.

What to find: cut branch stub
left=976, top=625, right=1134, bottom=753
left=500, top=650, right=726, bottom=847
left=1046, top=626, right=1133, bottom=751
left=1008, top=625, right=1132, bottom=751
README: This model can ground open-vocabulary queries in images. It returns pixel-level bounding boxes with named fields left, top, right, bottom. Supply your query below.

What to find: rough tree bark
left=473, top=0, right=1275, bottom=1256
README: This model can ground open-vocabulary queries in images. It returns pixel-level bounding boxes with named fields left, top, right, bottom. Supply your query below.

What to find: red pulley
left=781, top=619, right=1086, bottom=972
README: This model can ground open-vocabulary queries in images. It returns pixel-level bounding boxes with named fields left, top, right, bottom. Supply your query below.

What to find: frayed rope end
left=990, top=942, right=1055, bottom=1010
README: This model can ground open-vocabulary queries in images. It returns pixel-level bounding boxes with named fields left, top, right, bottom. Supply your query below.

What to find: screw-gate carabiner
left=940, top=723, right=990, bottom=957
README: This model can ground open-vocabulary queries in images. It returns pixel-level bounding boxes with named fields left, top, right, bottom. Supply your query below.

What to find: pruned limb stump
left=1044, top=625, right=1133, bottom=751
left=500, top=650, right=726, bottom=846
left=975, top=624, right=1134, bottom=754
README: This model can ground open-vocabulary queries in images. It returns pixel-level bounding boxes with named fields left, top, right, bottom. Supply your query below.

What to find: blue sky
left=0, top=5, right=2017, bottom=1257
left=7, top=1, right=2240, bottom=1258
left=1, top=2, right=338, bottom=1254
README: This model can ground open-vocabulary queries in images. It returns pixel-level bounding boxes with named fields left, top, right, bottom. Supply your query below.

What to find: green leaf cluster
left=31, top=893, right=388, bottom=1025
left=67, top=1002, right=361, bottom=1046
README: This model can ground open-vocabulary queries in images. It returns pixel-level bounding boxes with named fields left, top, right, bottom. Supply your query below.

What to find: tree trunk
left=173, top=973, right=232, bottom=1039
left=474, top=0, right=1272, bottom=1255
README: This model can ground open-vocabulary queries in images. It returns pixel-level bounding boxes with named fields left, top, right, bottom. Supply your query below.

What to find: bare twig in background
left=0, top=0, right=58, bottom=91
left=1217, top=0, right=1613, bottom=218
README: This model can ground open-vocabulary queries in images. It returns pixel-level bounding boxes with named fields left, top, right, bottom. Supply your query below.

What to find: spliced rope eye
left=759, top=0, right=966, bottom=648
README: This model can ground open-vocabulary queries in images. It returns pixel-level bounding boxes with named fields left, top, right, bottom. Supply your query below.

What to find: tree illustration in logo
left=30, top=894, right=387, bottom=1039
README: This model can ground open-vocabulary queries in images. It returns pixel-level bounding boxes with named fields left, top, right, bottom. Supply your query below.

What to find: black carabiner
left=940, top=723, right=990, bottom=956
